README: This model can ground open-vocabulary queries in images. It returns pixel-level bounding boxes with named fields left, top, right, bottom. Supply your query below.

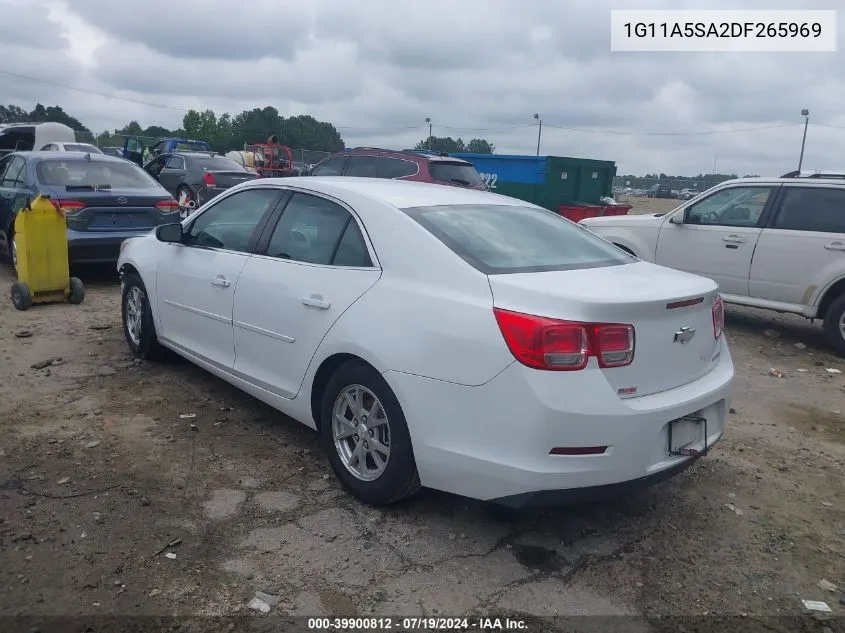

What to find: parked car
left=678, top=188, right=699, bottom=200
left=39, top=141, right=103, bottom=154
left=117, top=177, right=733, bottom=507
left=143, top=151, right=259, bottom=213
left=123, top=136, right=212, bottom=166
left=0, top=122, right=76, bottom=158
left=0, top=151, right=180, bottom=268
left=101, top=147, right=124, bottom=158
left=647, top=184, right=672, bottom=198
left=309, top=148, right=487, bottom=190
left=580, top=172, right=845, bottom=354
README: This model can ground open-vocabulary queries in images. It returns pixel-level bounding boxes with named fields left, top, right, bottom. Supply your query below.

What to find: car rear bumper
left=383, top=337, right=733, bottom=507
left=67, top=214, right=179, bottom=263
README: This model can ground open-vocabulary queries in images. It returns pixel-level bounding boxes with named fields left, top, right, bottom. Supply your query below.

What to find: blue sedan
left=0, top=151, right=181, bottom=268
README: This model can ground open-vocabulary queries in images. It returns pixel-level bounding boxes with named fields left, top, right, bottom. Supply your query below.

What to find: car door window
left=378, top=157, right=418, bottom=178
left=184, top=188, right=281, bottom=252
left=686, top=186, right=772, bottom=227
left=311, top=156, right=346, bottom=176
left=344, top=155, right=378, bottom=177
left=265, top=192, right=369, bottom=265
left=165, top=155, right=184, bottom=169
left=773, top=187, right=845, bottom=233
left=1, top=157, right=25, bottom=188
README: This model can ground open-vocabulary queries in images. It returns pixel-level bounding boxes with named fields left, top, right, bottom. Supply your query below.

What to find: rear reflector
left=667, top=297, right=704, bottom=310
left=712, top=295, right=725, bottom=339
left=550, top=446, right=608, bottom=455
left=493, top=308, right=635, bottom=371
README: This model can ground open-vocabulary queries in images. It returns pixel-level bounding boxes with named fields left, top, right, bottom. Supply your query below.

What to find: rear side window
left=311, top=156, right=346, bottom=176
left=403, top=204, right=633, bottom=274
left=344, top=155, right=378, bottom=177
left=37, top=159, right=159, bottom=188
left=63, top=143, right=102, bottom=153
left=378, top=157, right=418, bottom=179
left=1, top=156, right=27, bottom=187
left=774, top=187, right=845, bottom=233
left=428, top=161, right=484, bottom=187
left=165, top=155, right=185, bottom=169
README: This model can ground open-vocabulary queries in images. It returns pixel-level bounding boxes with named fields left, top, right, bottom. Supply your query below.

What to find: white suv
left=580, top=172, right=845, bottom=355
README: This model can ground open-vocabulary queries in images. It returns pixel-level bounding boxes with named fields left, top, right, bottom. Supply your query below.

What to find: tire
left=8, top=234, right=17, bottom=274
left=68, top=277, right=85, bottom=305
left=319, top=360, right=420, bottom=505
left=11, top=282, right=32, bottom=310
left=822, top=294, right=845, bottom=356
left=121, top=272, right=167, bottom=360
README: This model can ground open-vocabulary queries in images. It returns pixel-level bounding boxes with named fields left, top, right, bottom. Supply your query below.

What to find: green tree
left=466, top=138, right=495, bottom=154
left=413, top=135, right=494, bottom=154
left=0, top=104, right=28, bottom=123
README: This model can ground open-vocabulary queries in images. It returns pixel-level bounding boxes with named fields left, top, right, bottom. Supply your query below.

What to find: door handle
left=824, top=241, right=845, bottom=251
left=211, top=276, right=231, bottom=288
left=722, top=235, right=747, bottom=244
left=302, top=295, right=331, bottom=309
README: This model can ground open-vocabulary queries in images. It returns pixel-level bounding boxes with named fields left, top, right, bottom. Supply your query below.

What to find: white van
left=0, top=122, right=76, bottom=156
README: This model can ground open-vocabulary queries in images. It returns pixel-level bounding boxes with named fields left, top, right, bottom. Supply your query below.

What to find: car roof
left=339, top=147, right=472, bottom=165
left=23, top=151, right=132, bottom=163
left=250, top=176, right=532, bottom=209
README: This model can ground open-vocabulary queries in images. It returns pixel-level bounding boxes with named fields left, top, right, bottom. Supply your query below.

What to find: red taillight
left=712, top=295, right=725, bottom=339
left=202, top=172, right=216, bottom=187
left=493, top=308, right=635, bottom=371
left=52, top=199, right=86, bottom=215
left=155, top=199, right=180, bottom=213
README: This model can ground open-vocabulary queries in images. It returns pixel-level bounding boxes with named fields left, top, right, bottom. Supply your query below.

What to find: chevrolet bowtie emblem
left=673, top=326, right=696, bottom=344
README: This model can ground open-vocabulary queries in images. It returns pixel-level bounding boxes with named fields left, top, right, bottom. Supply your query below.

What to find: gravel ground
left=0, top=259, right=844, bottom=631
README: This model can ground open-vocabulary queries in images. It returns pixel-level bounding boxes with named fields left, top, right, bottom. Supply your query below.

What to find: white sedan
left=117, top=177, right=734, bottom=507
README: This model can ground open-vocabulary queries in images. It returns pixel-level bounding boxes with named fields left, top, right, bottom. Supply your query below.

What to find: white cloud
left=0, top=0, right=844, bottom=175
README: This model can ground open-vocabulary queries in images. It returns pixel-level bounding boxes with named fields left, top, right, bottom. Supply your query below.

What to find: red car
left=308, top=147, right=487, bottom=190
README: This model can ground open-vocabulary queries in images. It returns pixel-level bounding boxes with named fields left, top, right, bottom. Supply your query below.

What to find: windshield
left=403, top=204, right=634, bottom=274
left=36, top=158, right=159, bottom=188
left=63, top=144, right=103, bottom=154
left=428, top=161, right=484, bottom=187
left=192, top=155, right=246, bottom=171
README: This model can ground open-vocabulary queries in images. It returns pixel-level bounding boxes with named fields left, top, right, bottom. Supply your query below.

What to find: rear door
left=155, top=187, right=284, bottom=368
left=158, top=155, right=186, bottom=194
left=377, top=156, right=419, bottom=179
left=343, top=155, right=379, bottom=178
left=310, top=155, right=347, bottom=176
left=749, top=185, right=845, bottom=305
left=655, top=185, right=776, bottom=296
left=232, top=191, right=380, bottom=398
left=0, top=156, right=32, bottom=245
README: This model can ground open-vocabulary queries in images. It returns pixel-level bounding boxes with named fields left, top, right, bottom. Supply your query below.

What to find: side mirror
left=156, top=223, right=184, bottom=243
left=670, top=211, right=686, bottom=224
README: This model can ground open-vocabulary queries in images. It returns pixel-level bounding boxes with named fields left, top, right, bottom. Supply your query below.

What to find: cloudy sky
left=1, top=0, right=843, bottom=175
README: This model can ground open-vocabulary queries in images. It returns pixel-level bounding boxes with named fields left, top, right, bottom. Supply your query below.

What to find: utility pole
left=533, top=113, right=542, bottom=156
left=425, top=117, right=432, bottom=149
left=798, top=108, right=809, bottom=172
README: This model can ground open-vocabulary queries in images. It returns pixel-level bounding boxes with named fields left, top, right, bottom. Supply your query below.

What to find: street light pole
left=798, top=108, right=809, bottom=172
left=533, top=113, right=542, bottom=156
left=425, top=117, right=432, bottom=149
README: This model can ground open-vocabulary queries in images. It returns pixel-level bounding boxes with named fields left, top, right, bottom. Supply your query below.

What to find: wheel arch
left=816, top=277, right=845, bottom=319
left=309, top=353, right=382, bottom=431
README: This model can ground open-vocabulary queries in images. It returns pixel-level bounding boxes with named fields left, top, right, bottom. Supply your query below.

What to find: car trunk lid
left=51, top=188, right=174, bottom=232
left=488, top=261, right=722, bottom=398
left=204, top=170, right=259, bottom=189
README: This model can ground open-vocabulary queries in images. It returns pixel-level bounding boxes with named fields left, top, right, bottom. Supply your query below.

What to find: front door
left=655, top=185, right=776, bottom=296
left=233, top=191, right=380, bottom=398
left=157, top=155, right=187, bottom=196
left=0, top=155, right=32, bottom=251
left=750, top=185, right=845, bottom=305
left=155, top=187, right=284, bottom=368
left=123, top=136, right=146, bottom=166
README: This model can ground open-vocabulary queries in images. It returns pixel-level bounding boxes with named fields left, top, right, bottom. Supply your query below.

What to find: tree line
left=617, top=172, right=761, bottom=189
left=0, top=103, right=498, bottom=157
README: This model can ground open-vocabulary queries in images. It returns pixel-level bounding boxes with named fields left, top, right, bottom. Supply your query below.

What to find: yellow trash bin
left=10, top=194, right=84, bottom=311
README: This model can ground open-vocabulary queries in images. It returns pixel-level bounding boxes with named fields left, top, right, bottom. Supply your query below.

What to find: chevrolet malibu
left=117, top=177, right=734, bottom=507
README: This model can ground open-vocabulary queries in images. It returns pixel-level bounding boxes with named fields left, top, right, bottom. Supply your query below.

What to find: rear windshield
left=36, top=159, right=158, bottom=189
left=63, top=144, right=103, bottom=154
left=428, top=161, right=484, bottom=187
left=403, top=204, right=634, bottom=274
left=174, top=142, right=210, bottom=152
left=192, top=155, right=246, bottom=171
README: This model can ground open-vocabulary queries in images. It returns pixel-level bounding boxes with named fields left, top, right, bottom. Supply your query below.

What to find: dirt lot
left=1, top=258, right=844, bottom=631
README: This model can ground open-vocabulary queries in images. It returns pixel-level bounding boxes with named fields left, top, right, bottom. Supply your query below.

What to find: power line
left=0, top=68, right=831, bottom=137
